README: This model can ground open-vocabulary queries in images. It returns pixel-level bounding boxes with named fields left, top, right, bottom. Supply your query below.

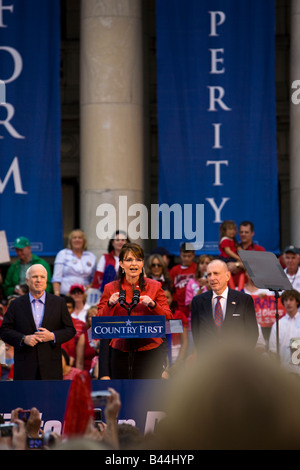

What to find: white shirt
left=212, top=287, right=229, bottom=320
left=52, top=248, right=96, bottom=295
left=284, top=267, right=300, bottom=292
left=96, top=254, right=119, bottom=273
left=269, top=311, right=300, bottom=364
left=71, top=303, right=89, bottom=323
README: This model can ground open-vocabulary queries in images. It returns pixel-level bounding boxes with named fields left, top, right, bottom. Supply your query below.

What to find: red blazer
left=97, top=277, right=173, bottom=352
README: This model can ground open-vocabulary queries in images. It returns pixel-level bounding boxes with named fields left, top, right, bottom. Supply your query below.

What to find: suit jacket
left=191, top=288, right=258, bottom=350
left=0, top=293, right=76, bottom=380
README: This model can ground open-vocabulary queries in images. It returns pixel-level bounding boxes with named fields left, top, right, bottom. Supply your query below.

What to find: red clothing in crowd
left=169, top=262, right=197, bottom=318
left=62, top=317, right=85, bottom=360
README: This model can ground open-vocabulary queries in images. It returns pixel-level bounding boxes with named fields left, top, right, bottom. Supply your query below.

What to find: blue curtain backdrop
left=0, top=0, right=62, bottom=256
left=156, top=0, right=279, bottom=255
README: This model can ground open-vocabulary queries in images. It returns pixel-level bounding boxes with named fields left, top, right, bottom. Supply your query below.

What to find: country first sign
left=92, top=316, right=166, bottom=339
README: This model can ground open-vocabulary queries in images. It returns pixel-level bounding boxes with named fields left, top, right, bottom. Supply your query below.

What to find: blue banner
left=92, top=316, right=166, bottom=339
left=156, top=0, right=279, bottom=255
left=0, top=380, right=167, bottom=436
left=0, top=0, right=62, bottom=256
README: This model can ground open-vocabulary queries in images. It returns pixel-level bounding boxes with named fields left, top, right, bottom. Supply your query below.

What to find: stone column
left=80, top=0, right=144, bottom=259
left=290, top=0, right=300, bottom=246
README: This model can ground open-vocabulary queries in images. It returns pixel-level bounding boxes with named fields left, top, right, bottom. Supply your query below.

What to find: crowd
left=2, top=345, right=300, bottom=450
left=1, top=221, right=300, bottom=448
left=1, top=222, right=300, bottom=381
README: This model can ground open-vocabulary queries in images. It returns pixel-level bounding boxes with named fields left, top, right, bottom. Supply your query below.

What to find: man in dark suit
left=0, top=264, right=76, bottom=380
left=191, top=259, right=258, bottom=351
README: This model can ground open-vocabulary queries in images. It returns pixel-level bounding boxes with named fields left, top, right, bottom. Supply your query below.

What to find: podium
left=92, top=315, right=166, bottom=340
left=91, top=316, right=182, bottom=378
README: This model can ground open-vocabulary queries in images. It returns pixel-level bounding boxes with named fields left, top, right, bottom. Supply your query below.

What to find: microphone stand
left=118, top=289, right=140, bottom=378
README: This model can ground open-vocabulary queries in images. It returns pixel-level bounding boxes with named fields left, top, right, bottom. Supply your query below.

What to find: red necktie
left=214, top=296, right=223, bottom=328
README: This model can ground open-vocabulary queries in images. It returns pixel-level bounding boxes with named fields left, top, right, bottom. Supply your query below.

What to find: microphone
left=119, top=290, right=126, bottom=306
left=131, top=289, right=140, bottom=308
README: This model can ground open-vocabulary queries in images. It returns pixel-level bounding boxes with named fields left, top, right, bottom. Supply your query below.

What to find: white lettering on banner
left=0, top=2, right=27, bottom=197
left=0, top=46, right=23, bottom=83
left=212, top=122, right=222, bottom=148
left=206, top=160, right=228, bottom=186
left=209, top=48, right=225, bottom=74
left=206, top=11, right=232, bottom=224
left=0, top=103, right=25, bottom=138
left=0, top=80, right=5, bottom=103
left=0, top=0, right=14, bottom=28
left=207, top=86, right=231, bottom=111
left=0, top=156, right=27, bottom=194
left=206, top=197, right=230, bottom=223
left=208, top=11, right=226, bottom=37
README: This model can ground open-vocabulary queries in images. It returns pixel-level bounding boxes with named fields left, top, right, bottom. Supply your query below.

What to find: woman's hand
left=108, top=292, right=120, bottom=307
left=139, top=295, right=156, bottom=308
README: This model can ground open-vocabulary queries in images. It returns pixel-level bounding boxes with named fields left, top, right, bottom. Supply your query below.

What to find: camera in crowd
left=0, top=423, right=17, bottom=437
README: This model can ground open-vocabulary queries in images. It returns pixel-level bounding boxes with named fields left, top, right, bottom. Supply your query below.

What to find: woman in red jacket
left=97, top=243, right=173, bottom=379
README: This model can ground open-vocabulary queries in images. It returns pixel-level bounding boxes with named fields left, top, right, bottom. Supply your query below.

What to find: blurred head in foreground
left=147, top=343, right=300, bottom=450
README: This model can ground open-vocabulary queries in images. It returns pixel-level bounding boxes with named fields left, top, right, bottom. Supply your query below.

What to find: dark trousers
left=110, top=343, right=166, bottom=379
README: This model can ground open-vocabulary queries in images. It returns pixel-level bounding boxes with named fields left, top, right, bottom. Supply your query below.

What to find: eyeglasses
left=123, top=258, right=143, bottom=263
left=70, top=289, right=83, bottom=294
left=151, top=263, right=162, bottom=268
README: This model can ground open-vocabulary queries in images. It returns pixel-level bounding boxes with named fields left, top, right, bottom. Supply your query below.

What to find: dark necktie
left=214, top=296, right=223, bottom=328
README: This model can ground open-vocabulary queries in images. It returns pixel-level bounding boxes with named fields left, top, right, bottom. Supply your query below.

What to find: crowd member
left=0, top=342, right=14, bottom=380
left=92, top=230, right=129, bottom=291
left=0, top=406, right=45, bottom=450
left=3, top=237, right=52, bottom=297
left=0, top=269, right=3, bottom=304
left=150, top=246, right=173, bottom=269
left=68, top=284, right=89, bottom=323
left=0, top=264, right=76, bottom=380
left=0, top=303, right=4, bottom=326
left=184, top=254, right=213, bottom=353
left=61, top=296, right=85, bottom=366
left=97, top=243, right=173, bottom=379
left=218, top=220, right=241, bottom=274
left=226, top=220, right=266, bottom=288
left=1, top=382, right=121, bottom=450
left=145, top=253, right=172, bottom=290
left=52, top=229, right=96, bottom=296
left=62, top=349, right=82, bottom=380
left=282, top=245, right=300, bottom=292
left=241, top=272, right=284, bottom=346
left=62, top=372, right=120, bottom=449
left=269, top=289, right=300, bottom=367
left=191, top=259, right=258, bottom=351
left=242, top=272, right=270, bottom=297
left=162, top=286, right=188, bottom=372
left=76, top=306, right=99, bottom=372
left=0, top=415, right=27, bottom=450
left=169, top=243, right=196, bottom=322
left=117, top=423, right=144, bottom=450
left=238, top=220, right=266, bottom=252
left=145, top=343, right=300, bottom=450
left=185, top=254, right=212, bottom=309
left=65, top=296, right=85, bottom=340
